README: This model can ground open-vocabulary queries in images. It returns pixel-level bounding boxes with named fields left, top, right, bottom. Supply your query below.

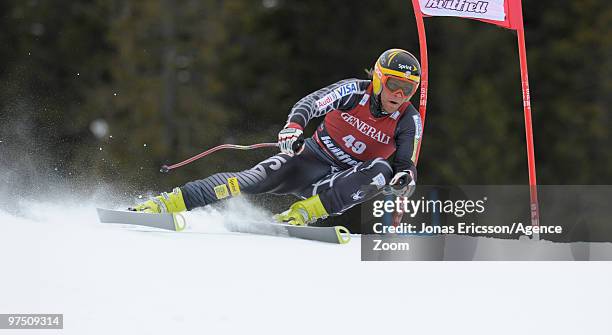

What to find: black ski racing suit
left=180, top=79, right=421, bottom=215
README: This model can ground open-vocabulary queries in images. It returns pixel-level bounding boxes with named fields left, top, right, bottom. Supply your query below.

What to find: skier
left=131, top=48, right=422, bottom=226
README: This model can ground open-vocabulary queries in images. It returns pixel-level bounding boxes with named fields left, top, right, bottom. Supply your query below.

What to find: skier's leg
left=175, top=146, right=333, bottom=211
left=274, top=158, right=393, bottom=225
left=315, top=158, right=393, bottom=215
left=180, top=155, right=287, bottom=210
left=131, top=150, right=330, bottom=213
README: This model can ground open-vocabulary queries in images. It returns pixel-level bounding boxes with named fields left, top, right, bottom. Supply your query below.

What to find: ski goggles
left=382, top=75, right=419, bottom=98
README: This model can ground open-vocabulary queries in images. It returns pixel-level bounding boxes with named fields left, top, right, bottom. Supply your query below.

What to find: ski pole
left=160, top=142, right=279, bottom=173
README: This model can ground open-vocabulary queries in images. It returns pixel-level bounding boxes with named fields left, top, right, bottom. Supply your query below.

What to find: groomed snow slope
left=1, top=197, right=611, bottom=334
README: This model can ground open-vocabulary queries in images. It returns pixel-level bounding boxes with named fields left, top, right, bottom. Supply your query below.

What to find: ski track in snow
left=1, top=195, right=611, bottom=334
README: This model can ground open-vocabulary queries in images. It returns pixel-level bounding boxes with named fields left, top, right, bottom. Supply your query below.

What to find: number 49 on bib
left=342, top=135, right=366, bottom=154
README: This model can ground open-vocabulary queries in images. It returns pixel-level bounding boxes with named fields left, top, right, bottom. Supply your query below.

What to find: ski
left=96, top=208, right=351, bottom=244
left=97, top=208, right=186, bottom=231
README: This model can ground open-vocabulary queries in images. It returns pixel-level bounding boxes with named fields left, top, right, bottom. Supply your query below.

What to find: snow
left=1, top=197, right=611, bottom=334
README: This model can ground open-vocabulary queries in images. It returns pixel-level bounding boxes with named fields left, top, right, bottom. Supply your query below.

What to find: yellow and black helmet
left=372, top=48, right=421, bottom=96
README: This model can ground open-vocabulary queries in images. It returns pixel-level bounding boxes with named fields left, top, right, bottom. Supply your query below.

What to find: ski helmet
left=372, top=49, right=421, bottom=97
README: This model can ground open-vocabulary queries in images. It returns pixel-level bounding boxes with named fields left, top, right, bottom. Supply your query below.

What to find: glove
left=389, top=169, right=416, bottom=197
left=278, top=123, right=304, bottom=156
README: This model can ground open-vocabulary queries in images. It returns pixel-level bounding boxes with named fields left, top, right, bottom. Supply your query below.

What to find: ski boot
left=274, top=194, right=329, bottom=226
left=129, top=187, right=187, bottom=213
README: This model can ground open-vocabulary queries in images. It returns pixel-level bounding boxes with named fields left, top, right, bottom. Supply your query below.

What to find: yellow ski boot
left=129, top=187, right=187, bottom=213
left=274, top=194, right=329, bottom=226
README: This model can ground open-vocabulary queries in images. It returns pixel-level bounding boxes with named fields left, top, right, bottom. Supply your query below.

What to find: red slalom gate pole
left=517, top=24, right=540, bottom=230
left=411, top=0, right=429, bottom=164
left=390, top=1, right=429, bottom=227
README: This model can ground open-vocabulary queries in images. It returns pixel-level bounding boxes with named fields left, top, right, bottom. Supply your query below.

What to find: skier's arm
left=388, top=112, right=421, bottom=197
left=285, top=79, right=369, bottom=129
left=279, top=79, right=368, bottom=155
left=392, top=108, right=422, bottom=182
